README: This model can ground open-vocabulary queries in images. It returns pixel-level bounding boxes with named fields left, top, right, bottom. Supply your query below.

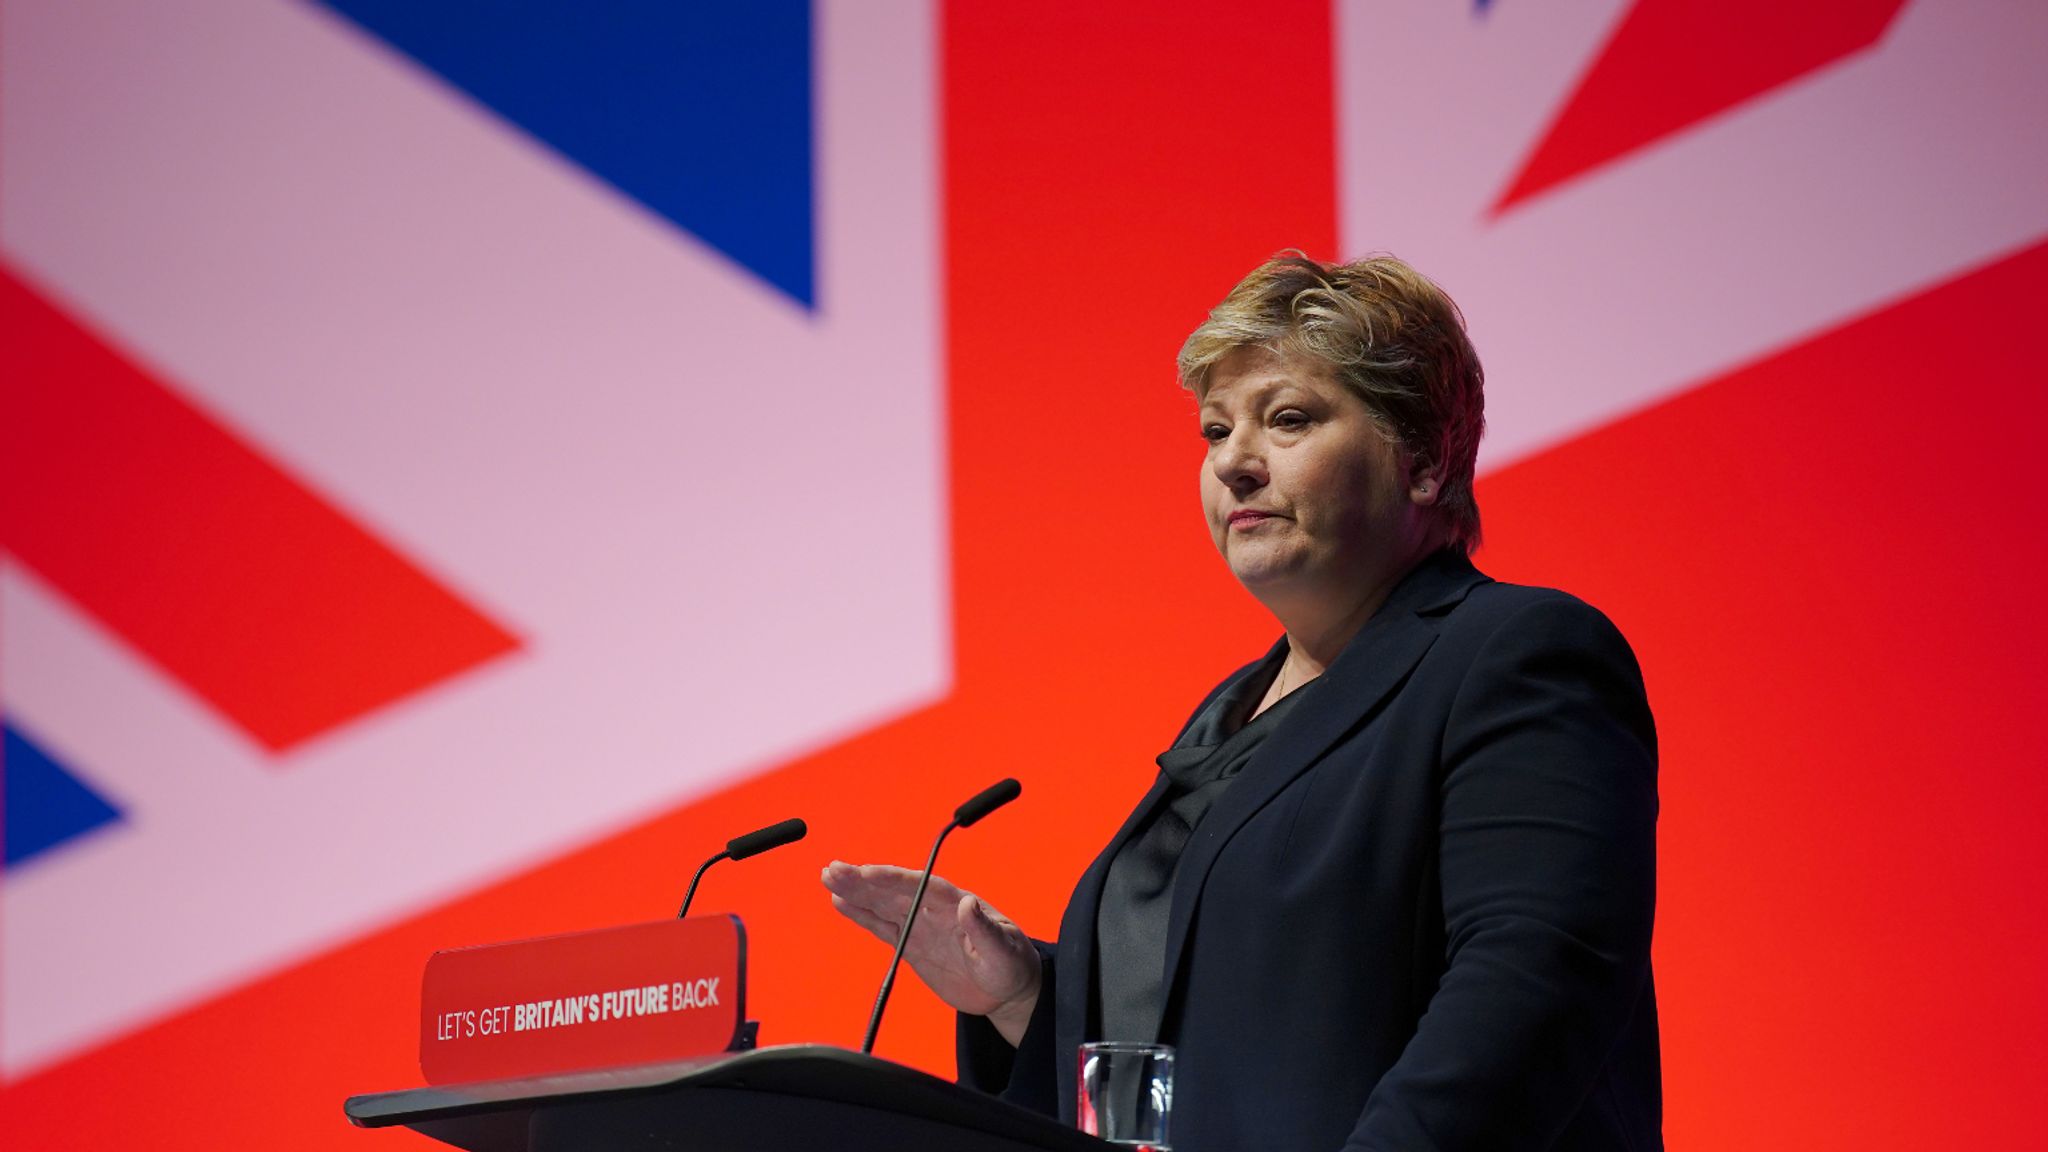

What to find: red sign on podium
left=418, top=914, right=746, bottom=1085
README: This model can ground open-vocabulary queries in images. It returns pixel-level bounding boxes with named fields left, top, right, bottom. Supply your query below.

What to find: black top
left=1093, top=647, right=1314, bottom=1044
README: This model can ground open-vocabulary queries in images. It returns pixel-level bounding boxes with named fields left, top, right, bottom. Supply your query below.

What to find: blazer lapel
left=1153, top=553, right=1489, bottom=1011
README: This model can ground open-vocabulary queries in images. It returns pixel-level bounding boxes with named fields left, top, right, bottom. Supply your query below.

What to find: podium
left=353, top=914, right=1096, bottom=1149
left=345, top=1043, right=1111, bottom=1151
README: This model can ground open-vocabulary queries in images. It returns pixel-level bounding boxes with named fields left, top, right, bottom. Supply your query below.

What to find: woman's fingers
left=822, top=860, right=918, bottom=891
left=823, top=862, right=1039, bottom=1019
left=823, top=862, right=968, bottom=927
left=827, top=893, right=901, bottom=946
left=827, top=868, right=969, bottom=957
left=821, top=861, right=920, bottom=914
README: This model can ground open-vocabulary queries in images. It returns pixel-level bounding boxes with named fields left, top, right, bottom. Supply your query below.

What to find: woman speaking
left=823, top=255, right=1661, bottom=1151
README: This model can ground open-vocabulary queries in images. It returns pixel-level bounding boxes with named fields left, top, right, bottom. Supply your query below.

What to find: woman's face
left=1198, top=349, right=1433, bottom=607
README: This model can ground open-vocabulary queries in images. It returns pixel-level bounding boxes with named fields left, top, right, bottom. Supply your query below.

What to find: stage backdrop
left=3, top=1, right=2044, bottom=1147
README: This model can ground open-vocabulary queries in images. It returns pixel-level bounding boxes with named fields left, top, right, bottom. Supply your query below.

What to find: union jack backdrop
left=2, top=2, right=2043, bottom=1148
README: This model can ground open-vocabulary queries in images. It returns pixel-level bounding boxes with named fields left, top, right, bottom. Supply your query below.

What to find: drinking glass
left=1076, top=1041, right=1174, bottom=1150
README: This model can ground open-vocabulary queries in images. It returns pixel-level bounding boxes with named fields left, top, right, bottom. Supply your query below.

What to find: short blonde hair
left=1178, top=253, right=1486, bottom=553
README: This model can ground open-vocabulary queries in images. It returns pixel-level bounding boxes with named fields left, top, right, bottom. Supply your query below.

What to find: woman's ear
left=1408, top=462, right=1442, bottom=507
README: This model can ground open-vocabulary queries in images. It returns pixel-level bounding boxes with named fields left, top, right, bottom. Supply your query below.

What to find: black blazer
left=961, top=552, right=1662, bottom=1151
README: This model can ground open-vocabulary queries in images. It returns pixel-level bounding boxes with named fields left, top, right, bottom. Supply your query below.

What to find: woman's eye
left=1273, top=409, right=1310, bottom=430
left=1200, top=423, right=1230, bottom=443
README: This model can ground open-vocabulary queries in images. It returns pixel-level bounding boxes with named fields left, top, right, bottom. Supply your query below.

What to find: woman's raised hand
left=821, top=861, right=1043, bottom=1045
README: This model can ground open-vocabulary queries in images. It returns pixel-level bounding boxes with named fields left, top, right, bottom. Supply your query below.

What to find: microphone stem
left=677, top=850, right=731, bottom=920
left=861, top=819, right=959, bottom=1054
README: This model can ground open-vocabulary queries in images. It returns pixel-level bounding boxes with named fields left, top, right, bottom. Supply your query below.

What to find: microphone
left=677, top=818, right=808, bottom=919
left=860, top=778, right=1022, bottom=1055
left=954, top=777, right=1021, bottom=827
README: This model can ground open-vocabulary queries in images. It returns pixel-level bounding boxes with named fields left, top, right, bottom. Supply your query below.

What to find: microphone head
left=953, top=778, right=1021, bottom=828
left=726, top=817, right=808, bottom=861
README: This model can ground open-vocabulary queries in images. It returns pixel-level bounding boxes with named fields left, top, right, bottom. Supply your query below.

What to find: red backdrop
left=3, top=3, right=2045, bottom=1148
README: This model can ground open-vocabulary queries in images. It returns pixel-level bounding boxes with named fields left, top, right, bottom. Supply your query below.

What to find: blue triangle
left=318, top=0, right=816, bottom=308
left=4, top=720, right=125, bottom=869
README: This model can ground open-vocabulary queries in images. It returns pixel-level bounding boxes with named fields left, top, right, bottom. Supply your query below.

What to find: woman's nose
left=1212, top=429, right=1266, bottom=492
